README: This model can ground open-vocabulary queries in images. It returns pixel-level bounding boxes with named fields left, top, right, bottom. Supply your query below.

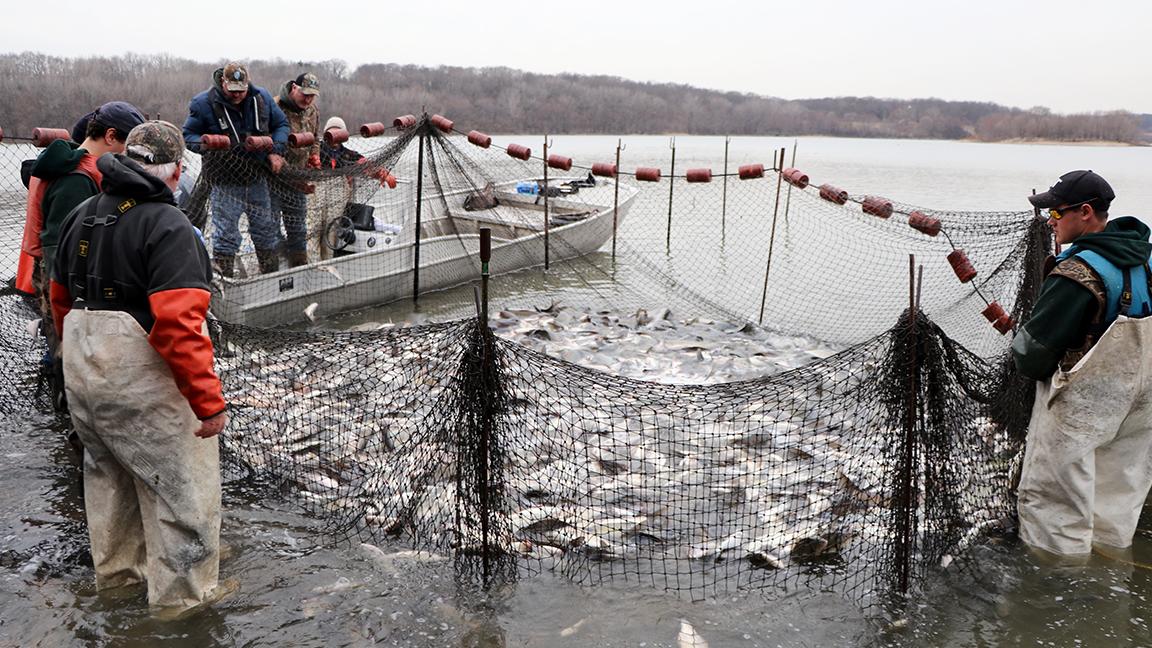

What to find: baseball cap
left=93, top=101, right=146, bottom=136
left=71, top=110, right=95, bottom=143
left=222, top=61, right=250, bottom=92
left=125, top=120, right=185, bottom=165
left=1028, top=170, right=1115, bottom=211
left=295, top=72, right=320, bottom=96
left=324, top=116, right=346, bottom=132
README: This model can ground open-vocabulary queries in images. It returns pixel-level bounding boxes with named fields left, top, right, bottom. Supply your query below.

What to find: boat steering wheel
left=322, top=216, right=356, bottom=252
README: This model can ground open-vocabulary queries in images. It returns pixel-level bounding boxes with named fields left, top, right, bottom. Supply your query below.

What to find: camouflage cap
left=125, top=120, right=185, bottom=165
left=222, top=61, right=249, bottom=92
left=295, top=72, right=320, bottom=96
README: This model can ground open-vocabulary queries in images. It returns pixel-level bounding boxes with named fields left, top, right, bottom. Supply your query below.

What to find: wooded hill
left=0, top=53, right=1146, bottom=143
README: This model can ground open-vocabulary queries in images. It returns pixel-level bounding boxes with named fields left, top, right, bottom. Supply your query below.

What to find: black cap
left=71, top=110, right=95, bottom=143
left=1028, top=170, right=1115, bottom=211
left=92, top=101, right=146, bottom=136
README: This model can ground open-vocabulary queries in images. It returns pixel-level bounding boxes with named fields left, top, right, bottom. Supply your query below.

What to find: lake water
left=2, top=136, right=1151, bottom=646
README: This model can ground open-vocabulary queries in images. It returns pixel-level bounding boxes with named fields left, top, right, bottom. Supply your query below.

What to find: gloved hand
left=307, top=153, right=321, bottom=169
left=356, top=157, right=368, bottom=165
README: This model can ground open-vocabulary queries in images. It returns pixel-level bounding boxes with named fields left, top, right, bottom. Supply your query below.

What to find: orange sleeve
left=48, top=279, right=73, bottom=341
left=147, top=288, right=226, bottom=419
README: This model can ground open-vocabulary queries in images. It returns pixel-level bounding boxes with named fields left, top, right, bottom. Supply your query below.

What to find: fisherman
left=49, top=120, right=234, bottom=616
left=271, top=72, right=322, bottom=267
left=15, top=101, right=145, bottom=410
left=1012, top=169, right=1152, bottom=558
left=317, top=116, right=366, bottom=260
left=183, top=61, right=290, bottom=277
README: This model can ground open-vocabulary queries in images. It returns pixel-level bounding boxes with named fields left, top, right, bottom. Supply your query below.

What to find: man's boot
left=214, top=254, right=235, bottom=279
left=287, top=250, right=309, bottom=268
left=255, top=249, right=280, bottom=274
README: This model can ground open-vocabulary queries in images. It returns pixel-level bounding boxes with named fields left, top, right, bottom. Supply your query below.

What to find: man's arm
left=267, top=93, right=291, bottom=153
left=144, top=218, right=226, bottom=420
left=1011, top=275, right=1099, bottom=380
left=182, top=95, right=211, bottom=152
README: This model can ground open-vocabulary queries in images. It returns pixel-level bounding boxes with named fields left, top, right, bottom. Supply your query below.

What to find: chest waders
left=1018, top=248, right=1152, bottom=556
left=62, top=198, right=225, bottom=612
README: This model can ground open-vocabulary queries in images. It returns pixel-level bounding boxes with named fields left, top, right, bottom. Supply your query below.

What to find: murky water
left=4, top=136, right=1152, bottom=646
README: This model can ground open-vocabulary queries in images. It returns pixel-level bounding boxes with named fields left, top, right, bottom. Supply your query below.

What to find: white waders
left=1018, top=315, right=1152, bottom=556
left=62, top=309, right=221, bottom=611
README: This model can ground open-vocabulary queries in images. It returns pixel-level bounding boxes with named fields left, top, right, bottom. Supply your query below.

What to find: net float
left=547, top=154, right=573, bottom=171
left=635, top=167, right=661, bottom=182
left=738, top=164, right=764, bottom=180
left=392, top=114, right=417, bottom=130
left=592, top=162, right=617, bottom=178
left=782, top=167, right=809, bottom=188
left=32, top=128, right=70, bottom=147
left=360, top=122, right=386, bottom=138
left=686, top=168, right=712, bottom=183
left=993, top=315, right=1014, bottom=334
left=506, top=143, right=531, bottom=160
left=981, top=301, right=1007, bottom=323
left=818, top=183, right=848, bottom=205
left=289, top=132, right=316, bottom=148
left=199, top=134, right=231, bottom=150
left=244, top=135, right=274, bottom=152
left=430, top=114, right=454, bottom=133
left=467, top=130, right=492, bottom=148
left=908, top=211, right=942, bottom=236
left=324, top=128, right=350, bottom=146
left=862, top=196, right=893, bottom=219
left=947, top=249, right=977, bottom=283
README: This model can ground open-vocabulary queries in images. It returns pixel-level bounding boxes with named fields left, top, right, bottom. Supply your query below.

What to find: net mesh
left=0, top=114, right=1052, bottom=605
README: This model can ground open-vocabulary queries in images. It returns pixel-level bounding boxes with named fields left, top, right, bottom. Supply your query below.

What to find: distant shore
left=969, top=137, right=1145, bottom=147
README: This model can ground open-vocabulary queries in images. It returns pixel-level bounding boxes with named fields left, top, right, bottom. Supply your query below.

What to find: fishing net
left=0, top=114, right=1052, bottom=605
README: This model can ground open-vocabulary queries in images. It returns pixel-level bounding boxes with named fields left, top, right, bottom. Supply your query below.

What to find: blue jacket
left=183, top=84, right=290, bottom=158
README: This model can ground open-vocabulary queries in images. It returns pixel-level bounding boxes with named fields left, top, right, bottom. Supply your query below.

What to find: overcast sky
left=3, top=0, right=1150, bottom=114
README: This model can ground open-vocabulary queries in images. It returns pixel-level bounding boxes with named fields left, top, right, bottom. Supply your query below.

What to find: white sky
left=3, top=0, right=1150, bottom=114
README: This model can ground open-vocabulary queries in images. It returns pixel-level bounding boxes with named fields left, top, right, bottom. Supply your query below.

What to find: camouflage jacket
left=275, top=81, right=320, bottom=169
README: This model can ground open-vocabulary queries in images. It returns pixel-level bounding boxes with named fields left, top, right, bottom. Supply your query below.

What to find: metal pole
left=897, top=254, right=919, bottom=594
left=612, top=139, right=622, bottom=260
left=666, top=136, right=676, bottom=253
left=783, top=139, right=797, bottom=227
left=543, top=136, right=550, bottom=270
left=757, top=148, right=786, bottom=324
left=412, top=121, right=426, bottom=303
left=721, top=136, right=730, bottom=242
left=480, top=228, right=491, bottom=323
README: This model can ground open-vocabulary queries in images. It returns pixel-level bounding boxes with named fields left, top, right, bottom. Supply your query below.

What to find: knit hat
left=324, top=116, right=346, bottom=133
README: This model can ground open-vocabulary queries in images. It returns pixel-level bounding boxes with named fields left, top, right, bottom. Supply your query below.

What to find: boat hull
left=210, top=184, right=637, bottom=327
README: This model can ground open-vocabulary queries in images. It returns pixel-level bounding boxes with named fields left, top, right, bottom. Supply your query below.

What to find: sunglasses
left=1048, top=200, right=1092, bottom=221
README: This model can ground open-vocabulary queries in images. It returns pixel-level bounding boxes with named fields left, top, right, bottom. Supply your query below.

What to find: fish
left=303, top=302, right=319, bottom=322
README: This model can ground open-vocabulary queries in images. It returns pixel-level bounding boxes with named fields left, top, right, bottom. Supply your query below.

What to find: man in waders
left=49, top=121, right=234, bottom=617
left=1012, top=169, right=1152, bottom=558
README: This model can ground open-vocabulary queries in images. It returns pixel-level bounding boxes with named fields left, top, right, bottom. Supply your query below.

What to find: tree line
left=0, top=52, right=1145, bottom=144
